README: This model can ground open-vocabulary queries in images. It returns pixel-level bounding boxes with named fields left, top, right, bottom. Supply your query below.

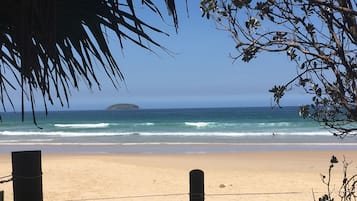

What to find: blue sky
left=24, top=2, right=310, bottom=111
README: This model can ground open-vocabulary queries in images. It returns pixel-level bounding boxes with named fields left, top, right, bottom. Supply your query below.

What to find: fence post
left=0, top=190, right=3, bottom=201
left=12, top=150, right=43, bottom=201
left=190, top=169, right=204, bottom=201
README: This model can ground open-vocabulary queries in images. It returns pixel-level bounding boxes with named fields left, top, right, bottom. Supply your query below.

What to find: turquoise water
left=1, top=106, right=356, bottom=153
left=0, top=106, right=347, bottom=145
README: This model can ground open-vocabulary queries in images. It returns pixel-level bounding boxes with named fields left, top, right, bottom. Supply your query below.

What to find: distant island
left=106, top=103, right=140, bottom=110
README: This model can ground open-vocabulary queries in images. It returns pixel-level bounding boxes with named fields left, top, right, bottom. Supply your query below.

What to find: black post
left=190, top=169, right=204, bottom=201
left=12, top=151, right=43, bottom=201
left=0, top=190, right=3, bottom=201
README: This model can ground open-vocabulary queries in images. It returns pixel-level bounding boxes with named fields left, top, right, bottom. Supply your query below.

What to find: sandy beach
left=0, top=150, right=356, bottom=201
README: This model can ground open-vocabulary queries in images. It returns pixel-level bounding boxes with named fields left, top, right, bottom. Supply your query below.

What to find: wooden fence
left=1, top=150, right=308, bottom=201
left=1, top=150, right=206, bottom=201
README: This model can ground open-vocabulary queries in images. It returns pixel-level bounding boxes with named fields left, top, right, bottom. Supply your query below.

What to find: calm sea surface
left=0, top=107, right=356, bottom=153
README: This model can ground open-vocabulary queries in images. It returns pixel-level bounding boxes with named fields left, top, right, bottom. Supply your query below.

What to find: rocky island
left=106, top=103, right=139, bottom=110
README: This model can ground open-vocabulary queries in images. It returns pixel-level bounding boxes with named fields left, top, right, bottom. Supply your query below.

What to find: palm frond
left=0, top=0, right=179, bottom=123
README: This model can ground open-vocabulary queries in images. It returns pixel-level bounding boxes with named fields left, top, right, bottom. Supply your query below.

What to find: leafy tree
left=0, top=0, right=178, bottom=124
left=200, top=0, right=357, bottom=137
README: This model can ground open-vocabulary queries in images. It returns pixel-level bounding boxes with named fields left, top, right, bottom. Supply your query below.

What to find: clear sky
left=22, top=1, right=311, bottom=111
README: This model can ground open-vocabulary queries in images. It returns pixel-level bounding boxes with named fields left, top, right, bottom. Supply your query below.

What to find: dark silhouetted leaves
left=0, top=0, right=179, bottom=123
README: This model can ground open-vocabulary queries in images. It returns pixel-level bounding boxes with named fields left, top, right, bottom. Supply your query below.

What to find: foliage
left=317, top=155, right=357, bottom=201
left=200, top=0, right=357, bottom=137
left=0, top=0, right=178, bottom=124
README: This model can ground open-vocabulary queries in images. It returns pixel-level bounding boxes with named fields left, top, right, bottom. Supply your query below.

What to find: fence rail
left=65, top=193, right=188, bottom=201
left=0, top=150, right=322, bottom=201
left=64, top=191, right=310, bottom=201
left=0, top=175, right=12, bottom=184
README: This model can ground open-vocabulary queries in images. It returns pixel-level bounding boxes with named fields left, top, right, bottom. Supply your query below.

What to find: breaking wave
left=54, top=123, right=110, bottom=128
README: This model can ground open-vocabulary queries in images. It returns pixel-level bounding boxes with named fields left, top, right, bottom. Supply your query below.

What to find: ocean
left=0, top=107, right=356, bottom=153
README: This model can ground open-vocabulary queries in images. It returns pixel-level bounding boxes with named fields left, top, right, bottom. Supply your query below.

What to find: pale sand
left=0, top=150, right=357, bottom=201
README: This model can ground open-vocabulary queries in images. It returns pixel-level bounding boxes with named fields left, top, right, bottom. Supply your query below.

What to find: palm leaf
left=0, top=0, right=179, bottom=123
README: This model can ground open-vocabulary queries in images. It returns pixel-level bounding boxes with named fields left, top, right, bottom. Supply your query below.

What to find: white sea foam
left=54, top=123, right=110, bottom=128
left=136, top=122, right=155, bottom=126
left=0, top=130, right=332, bottom=137
left=1, top=131, right=51, bottom=136
left=0, top=139, right=54, bottom=143
left=185, top=122, right=212, bottom=128
left=257, top=122, right=292, bottom=127
left=0, top=131, right=117, bottom=136
left=137, top=131, right=332, bottom=136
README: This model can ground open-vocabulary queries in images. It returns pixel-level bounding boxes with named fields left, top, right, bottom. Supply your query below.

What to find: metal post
left=190, top=169, right=204, bottom=201
left=12, top=151, right=43, bottom=201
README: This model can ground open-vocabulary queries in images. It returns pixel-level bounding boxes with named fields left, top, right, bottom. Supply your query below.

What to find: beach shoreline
left=0, top=149, right=357, bottom=201
left=1, top=142, right=357, bottom=154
